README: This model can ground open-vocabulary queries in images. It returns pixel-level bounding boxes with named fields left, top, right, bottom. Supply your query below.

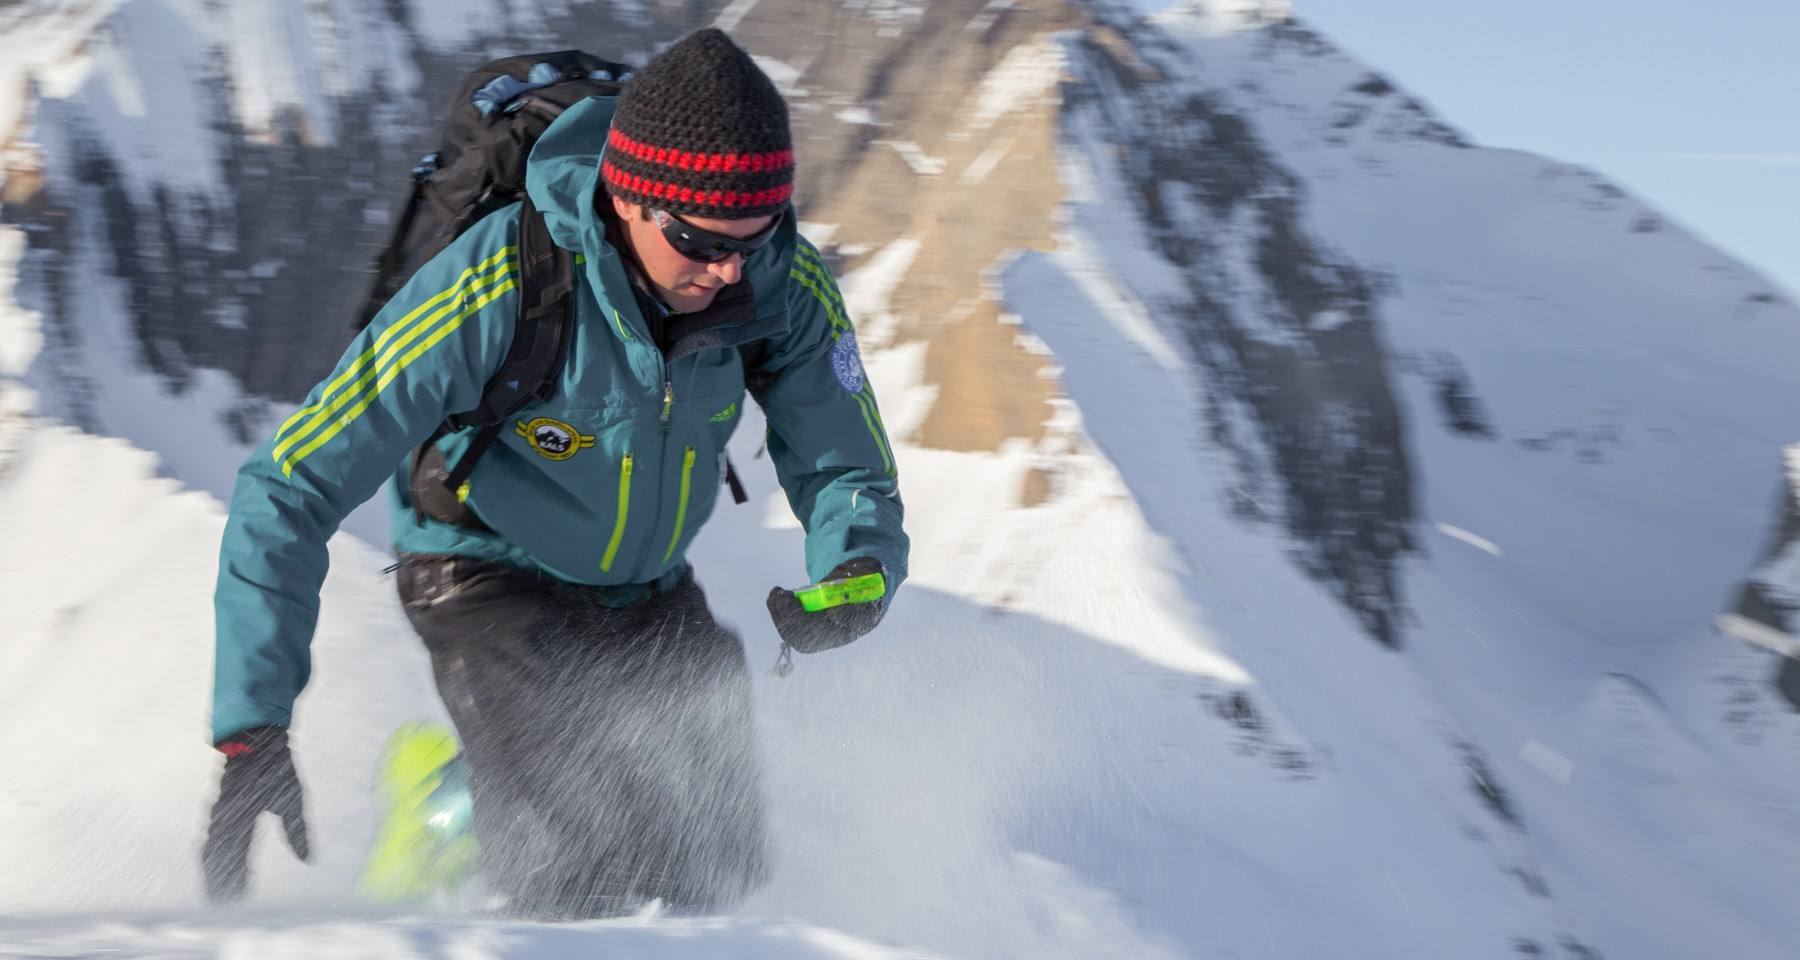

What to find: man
left=201, top=28, right=907, bottom=917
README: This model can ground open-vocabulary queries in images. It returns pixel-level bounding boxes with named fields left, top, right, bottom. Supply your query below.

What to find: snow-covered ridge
left=1149, top=0, right=1291, bottom=37
left=0, top=2, right=120, bottom=190
left=8, top=0, right=424, bottom=203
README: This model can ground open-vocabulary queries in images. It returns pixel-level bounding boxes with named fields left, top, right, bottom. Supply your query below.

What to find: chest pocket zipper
left=664, top=446, right=698, bottom=563
left=601, top=453, right=633, bottom=573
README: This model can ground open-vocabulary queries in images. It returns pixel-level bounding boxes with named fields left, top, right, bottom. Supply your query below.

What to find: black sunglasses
left=650, top=209, right=781, bottom=264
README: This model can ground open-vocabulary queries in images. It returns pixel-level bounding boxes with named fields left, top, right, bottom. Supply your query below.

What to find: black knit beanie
left=602, top=28, right=794, bottom=220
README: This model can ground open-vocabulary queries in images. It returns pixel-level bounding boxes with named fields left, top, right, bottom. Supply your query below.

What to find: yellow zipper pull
left=601, top=453, right=634, bottom=573
left=661, top=381, right=674, bottom=427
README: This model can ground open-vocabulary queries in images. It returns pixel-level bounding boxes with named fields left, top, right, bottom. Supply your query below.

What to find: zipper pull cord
left=661, top=380, right=674, bottom=428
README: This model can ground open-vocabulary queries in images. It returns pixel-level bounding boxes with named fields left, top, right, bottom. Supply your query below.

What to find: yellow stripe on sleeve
left=787, top=242, right=894, bottom=476
left=853, top=388, right=896, bottom=476
left=274, top=246, right=517, bottom=448
left=273, top=248, right=520, bottom=475
left=278, top=275, right=519, bottom=475
left=791, top=244, right=851, bottom=337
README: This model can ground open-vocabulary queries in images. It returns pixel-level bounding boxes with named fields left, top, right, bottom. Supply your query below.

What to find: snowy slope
left=1011, top=6, right=1800, bottom=958
left=4, top=0, right=1800, bottom=959
left=0, top=330, right=1279, bottom=959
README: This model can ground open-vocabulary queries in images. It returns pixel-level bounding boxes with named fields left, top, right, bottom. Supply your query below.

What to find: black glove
left=201, top=725, right=311, bottom=903
left=766, top=557, right=889, bottom=655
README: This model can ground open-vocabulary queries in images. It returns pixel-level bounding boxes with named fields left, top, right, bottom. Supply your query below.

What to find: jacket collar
left=602, top=204, right=765, bottom=361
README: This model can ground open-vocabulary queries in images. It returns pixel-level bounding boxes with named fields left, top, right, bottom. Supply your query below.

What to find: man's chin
left=670, top=287, right=722, bottom=312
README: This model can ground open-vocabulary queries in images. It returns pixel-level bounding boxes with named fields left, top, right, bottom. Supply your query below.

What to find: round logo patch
left=831, top=330, right=865, bottom=395
left=514, top=417, right=595, bottom=461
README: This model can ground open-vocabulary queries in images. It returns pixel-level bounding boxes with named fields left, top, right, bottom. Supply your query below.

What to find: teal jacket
left=212, top=98, right=907, bottom=741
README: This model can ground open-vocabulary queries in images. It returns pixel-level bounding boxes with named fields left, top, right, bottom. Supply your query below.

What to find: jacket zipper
left=663, top=446, right=697, bottom=564
left=640, top=371, right=674, bottom=577
left=600, top=453, right=633, bottom=573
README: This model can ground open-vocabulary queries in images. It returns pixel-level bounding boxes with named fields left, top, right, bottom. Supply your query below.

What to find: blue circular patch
left=832, top=330, right=865, bottom=394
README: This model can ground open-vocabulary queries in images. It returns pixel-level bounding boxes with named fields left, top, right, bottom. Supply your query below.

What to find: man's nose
left=708, top=254, right=745, bottom=285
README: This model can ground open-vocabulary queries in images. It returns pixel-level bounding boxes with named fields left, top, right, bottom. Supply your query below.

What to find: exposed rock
left=1063, top=18, right=1415, bottom=645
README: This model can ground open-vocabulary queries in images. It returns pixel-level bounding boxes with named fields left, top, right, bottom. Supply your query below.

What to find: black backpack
left=359, top=50, right=749, bottom=526
left=358, top=51, right=633, bottom=518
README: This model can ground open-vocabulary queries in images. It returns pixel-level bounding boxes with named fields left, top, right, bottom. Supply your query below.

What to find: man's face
left=611, top=197, right=776, bottom=314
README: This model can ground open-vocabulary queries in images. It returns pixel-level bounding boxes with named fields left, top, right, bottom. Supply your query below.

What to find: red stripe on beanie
left=603, top=161, right=794, bottom=209
left=608, top=129, right=794, bottom=175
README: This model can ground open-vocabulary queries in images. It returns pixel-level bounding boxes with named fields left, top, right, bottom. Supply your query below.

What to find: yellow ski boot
left=356, top=720, right=479, bottom=904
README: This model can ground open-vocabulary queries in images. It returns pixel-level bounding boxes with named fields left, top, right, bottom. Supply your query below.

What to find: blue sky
left=1283, top=0, right=1799, bottom=298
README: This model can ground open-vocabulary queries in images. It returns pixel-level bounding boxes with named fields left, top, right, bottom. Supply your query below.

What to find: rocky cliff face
left=1060, top=17, right=1417, bottom=644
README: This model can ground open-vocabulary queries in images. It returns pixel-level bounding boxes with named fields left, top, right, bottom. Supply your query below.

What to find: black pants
left=396, top=556, right=767, bottom=918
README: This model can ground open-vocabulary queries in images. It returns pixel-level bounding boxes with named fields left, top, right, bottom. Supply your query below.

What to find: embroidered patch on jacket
left=515, top=417, right=595, bottom=461
left=709, top=403, right=738, bottom=423
left=832, top=330, right=865, bottom=395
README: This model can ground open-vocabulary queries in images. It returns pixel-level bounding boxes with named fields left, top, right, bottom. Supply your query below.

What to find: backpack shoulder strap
left=413, top=197, right=575, bottom=520
left=447, top=194, right=574, bottom=430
